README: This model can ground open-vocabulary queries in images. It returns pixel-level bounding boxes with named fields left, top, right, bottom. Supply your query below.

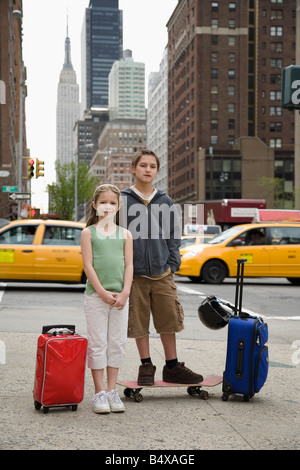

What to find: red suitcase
left=33, top=325, right=87, bottom=414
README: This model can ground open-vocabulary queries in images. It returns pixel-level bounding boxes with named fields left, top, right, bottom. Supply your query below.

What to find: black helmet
left=198, top=296, right=233, bottom=330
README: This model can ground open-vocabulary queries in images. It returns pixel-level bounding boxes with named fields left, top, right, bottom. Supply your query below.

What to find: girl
left=81, top=184, right=133, bottom=414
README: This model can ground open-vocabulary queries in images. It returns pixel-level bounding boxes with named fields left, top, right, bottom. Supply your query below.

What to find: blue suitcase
left=222, top=259, right=269, bottom=401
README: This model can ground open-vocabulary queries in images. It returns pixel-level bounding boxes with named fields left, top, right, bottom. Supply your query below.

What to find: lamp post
left=74, top=143, right=94, bottom=221
left=220, top=172, right=229, bottom=199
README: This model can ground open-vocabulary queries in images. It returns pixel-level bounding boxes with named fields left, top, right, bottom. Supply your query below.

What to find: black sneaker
left=163, top=362, right=203, bottom=384
left=137, top=363, right=156, bottom=386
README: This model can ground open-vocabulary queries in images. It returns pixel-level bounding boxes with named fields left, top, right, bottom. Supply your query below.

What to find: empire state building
left=56, top=25, right=80, bottom=166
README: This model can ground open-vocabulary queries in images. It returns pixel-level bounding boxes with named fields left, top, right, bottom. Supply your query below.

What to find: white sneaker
left=107, top=389, right=125, bottom=413
left=92, top=391, right=110, bottom=414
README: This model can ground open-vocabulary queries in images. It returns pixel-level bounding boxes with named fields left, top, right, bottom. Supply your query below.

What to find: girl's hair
left=86, top=184, right=121, bottom=227
left=131, top=148, right=160, bottom=171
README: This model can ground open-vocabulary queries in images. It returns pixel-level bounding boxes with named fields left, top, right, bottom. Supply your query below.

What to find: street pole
left=74, top=150, right=78, bottom=221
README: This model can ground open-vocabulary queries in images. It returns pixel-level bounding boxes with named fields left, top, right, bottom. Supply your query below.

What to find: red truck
left=202, top=199, right=266, bottom=229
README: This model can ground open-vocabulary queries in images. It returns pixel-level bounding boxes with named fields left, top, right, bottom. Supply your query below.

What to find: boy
left=121, top=149, right=203, bottom=386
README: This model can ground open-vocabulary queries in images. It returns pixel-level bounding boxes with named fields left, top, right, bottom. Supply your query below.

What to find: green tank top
left=85, top=225, right=125, bottom=295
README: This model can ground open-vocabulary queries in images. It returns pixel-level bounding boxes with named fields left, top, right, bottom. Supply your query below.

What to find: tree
left=48, top=161, right=96, bottom=220
left=256, top=177, right=290, bottom=208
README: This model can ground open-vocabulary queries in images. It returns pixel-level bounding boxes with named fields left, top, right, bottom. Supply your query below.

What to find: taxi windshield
left=208, top=226, right=243, bottom=244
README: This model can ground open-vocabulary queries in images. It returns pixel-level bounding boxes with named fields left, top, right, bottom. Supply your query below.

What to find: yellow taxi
left=180, top=235, right=215, bottom=257
left=176, top=222, right=300, bottom=285
left=0, top=219, right=85, bottom=283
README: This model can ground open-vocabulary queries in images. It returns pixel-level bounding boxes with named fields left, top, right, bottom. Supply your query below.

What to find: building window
left=212, top=2, right=219, bottom=12
left=270, top=138, right=282, bottom=148
left=211, top=68, right=218, bottom=78
left=211, top=19, right=218, bottom=28
left=211, top=52, right=218, bottom=63
left=270, top=90, right=281, bottom=100
left=270, top=26, right=283, bottom=36
left=211, top=119, right=218, bottom=129
left=270, top=106, right=282, bottom=116
left=270, top=122, right=282, bottom=132
left=229, top=2, right=236, bottom=12
left=228, top=85, right=235, bottom=96
left=228, top=36, right=236, bottom=46
left=270, top=58, right=283, bottom=68
left=228, top=119, right=235, bottom=129
left=228, top=69, right=235, bottom=79
left=271, top=42, right=283, bottom=52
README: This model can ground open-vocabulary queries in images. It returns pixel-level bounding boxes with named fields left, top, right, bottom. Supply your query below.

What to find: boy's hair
left=86, top=184, right=121, bottom=227
left=131, top=148, right=160, bottom=171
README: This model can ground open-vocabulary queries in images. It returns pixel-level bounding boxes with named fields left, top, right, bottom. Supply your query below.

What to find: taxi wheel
left=201, top=260, right=227, bottom=284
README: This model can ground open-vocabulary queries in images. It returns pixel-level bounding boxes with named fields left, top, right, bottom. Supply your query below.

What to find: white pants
left=84, top=293, right=129, bottom=370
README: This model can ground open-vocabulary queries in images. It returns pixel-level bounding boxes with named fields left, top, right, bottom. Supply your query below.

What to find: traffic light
left=30, top=207, right=40, bottom=218
left=36, top=158, right=45, bottom=178
left=27, top=158, right=35, bottom=178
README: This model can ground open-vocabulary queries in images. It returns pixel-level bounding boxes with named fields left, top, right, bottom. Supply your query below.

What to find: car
left=176, top=222, right=300, bottom=285
left=0, top=219, right=86, bottom=283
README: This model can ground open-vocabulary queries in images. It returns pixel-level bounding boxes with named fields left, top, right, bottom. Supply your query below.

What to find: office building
left=147, top=48, right=168, bottom=192
left=0, top=0, right=28, bottom=219
left=81, top=0, right=123, bottom=111
left=167, top=0, right=296, bottom=207
left=109, top=50, right=146, bottom=121
left=56, top=27, right=80, bottom=166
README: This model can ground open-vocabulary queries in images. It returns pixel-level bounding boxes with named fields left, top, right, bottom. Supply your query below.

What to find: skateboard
left=117, top=376, right=223, bottom=402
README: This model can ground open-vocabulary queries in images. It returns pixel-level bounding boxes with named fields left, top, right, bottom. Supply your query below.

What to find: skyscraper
left=81, top=0, right=123, bottom=111
left=109, top=51, right=146, bottom=121
left=56, top=24, right=80, bottom=166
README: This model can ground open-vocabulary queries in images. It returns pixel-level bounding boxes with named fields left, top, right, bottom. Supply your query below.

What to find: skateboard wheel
left=43, top=406, right=49, bottom=414
left=199, top=390, right=209, bottom=400
left=222, top=393, right=229, bottom=401
left=123, top=388, right=132, bottom=398
left=71, top=405, right=78, bottom=411
left=134, top=392, right=143, bottom=402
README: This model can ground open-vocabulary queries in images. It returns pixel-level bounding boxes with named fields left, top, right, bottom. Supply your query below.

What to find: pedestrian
left=81, top=184, right=133, bottom=414
left=120, top=149, right=203, bottom=386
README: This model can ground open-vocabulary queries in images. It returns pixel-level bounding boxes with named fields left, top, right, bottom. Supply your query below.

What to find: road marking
left=177, top=285, right=300, bottom=321
left=0, top=283, right=6, bottom=302
left=177, top=286, right=206, bottom=296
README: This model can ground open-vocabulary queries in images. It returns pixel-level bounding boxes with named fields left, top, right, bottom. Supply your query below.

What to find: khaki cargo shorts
left=128, top=272, right=184, bottom=338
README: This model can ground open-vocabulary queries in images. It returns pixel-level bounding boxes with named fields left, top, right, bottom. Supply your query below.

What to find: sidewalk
left=0, top=331, right=299, bottom=451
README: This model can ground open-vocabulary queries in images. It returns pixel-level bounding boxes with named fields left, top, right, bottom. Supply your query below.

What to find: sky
left=22, top=0, right=178, bottom=212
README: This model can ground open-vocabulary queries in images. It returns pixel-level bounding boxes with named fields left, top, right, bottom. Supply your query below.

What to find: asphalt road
left=0, top=276, right=299, bottom=344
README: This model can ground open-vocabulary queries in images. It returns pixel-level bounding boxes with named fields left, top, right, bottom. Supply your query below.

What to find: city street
left=0, top=277, right=299, bottom=451
left=0, top=276, right=299, bottom=344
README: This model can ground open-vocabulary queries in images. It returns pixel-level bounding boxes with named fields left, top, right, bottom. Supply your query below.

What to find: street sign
left=2, top=186, right=17, bottom=192
left=0, top=171, right=10, bottom=177
left=8, top=192, right=31, bottom=201
left=281, top=65, right=300, bottom=110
